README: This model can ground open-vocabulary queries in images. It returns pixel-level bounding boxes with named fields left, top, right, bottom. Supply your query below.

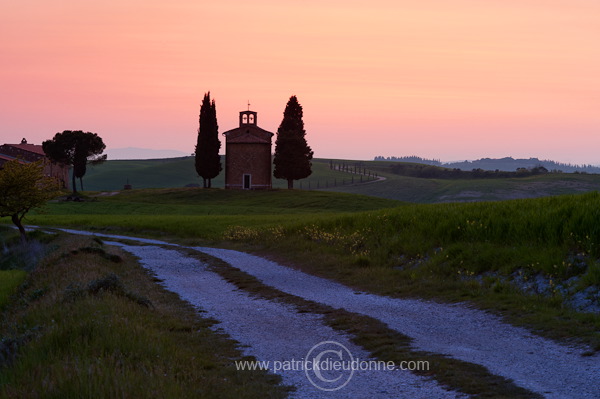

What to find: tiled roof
left=4, top=143, right=46, bottom=155
left=223, top=126, right=273, bottom=137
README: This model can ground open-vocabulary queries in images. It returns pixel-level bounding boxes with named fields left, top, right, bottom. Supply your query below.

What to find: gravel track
left=197, top=247, right=599, bottom=399
left=107, top=242, right=462, bottom=399
left=57, top=229, right=599, bottom=398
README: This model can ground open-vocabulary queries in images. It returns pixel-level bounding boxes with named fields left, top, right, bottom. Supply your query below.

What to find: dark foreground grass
left=0, top=234, right=290, bottom=398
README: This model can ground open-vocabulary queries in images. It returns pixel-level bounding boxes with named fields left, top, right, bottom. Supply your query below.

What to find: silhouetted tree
left=194, top=92, right=221, bottom=188
left=43, top=130, right=106, bottom=193
left=0, top=160, right=60, bottom=241
left=273, top=95, right=313, bottom=189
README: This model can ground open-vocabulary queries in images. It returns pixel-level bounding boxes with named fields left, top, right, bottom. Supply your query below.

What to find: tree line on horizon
left=375, top=155, right=600, bottom=174
left=388, top=162, right=554, bottom=180
left=194, top=93, right=313, bottom=189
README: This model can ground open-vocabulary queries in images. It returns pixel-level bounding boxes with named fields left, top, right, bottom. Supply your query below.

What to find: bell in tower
left=239, top=110, right=257, bottom=126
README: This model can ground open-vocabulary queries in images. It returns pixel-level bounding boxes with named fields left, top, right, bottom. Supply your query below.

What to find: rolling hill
left=80, top=157, right=375, bottom=192
left=79, top=157, right=600, bottom=203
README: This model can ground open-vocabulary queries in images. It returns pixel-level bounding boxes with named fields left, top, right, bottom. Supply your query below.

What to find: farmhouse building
left=222, top=110, right=274, bottom=189
left=0, top=138, right=69, bottom=189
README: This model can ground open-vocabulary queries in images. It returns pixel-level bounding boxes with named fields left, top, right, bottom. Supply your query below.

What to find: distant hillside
left=375, top=156, right=600, bottom=173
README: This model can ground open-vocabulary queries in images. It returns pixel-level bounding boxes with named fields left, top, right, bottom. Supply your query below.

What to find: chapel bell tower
left=239, top=110, right=257, bottom=126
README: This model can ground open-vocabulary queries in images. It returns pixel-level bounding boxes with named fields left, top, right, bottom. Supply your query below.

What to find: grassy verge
left=0, top=271, right=27, bottom=310
left=0, top=228, right=35, bottom=310
left=0, top=234, right=290, bottom=398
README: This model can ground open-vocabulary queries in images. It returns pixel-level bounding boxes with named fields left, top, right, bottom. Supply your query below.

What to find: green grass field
left=2, top=185, right=600, bottom=396
left=28, top=189, right=399, bottom=242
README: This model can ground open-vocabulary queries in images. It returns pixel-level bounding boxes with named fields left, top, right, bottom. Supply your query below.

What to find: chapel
left=222, top=110, right=274, bottom=189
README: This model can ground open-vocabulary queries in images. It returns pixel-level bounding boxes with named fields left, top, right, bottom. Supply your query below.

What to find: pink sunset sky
left=2, top=0, right=599, bottom=164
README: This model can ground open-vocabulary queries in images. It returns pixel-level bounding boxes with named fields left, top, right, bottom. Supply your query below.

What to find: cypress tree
left=273, top=95, right=313, bottom=189
left=194, top=92, right=222, bottom=188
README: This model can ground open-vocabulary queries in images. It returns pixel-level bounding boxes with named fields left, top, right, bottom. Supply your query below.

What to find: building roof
left=4, top=143, right=46, bottom=156
left=223, top=125, right=273, bottom=144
